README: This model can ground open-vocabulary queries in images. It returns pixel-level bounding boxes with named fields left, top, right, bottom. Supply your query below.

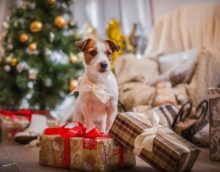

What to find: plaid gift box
left=208, top=88, right=220, bottom=161
left=40, top=123, right=135, bottom=171
left=109, top=112, right=200, bottom=172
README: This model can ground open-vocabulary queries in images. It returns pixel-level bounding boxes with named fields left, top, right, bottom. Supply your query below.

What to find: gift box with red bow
left=109, top=112, right=200, bottom=172
left=0, top=109, right=56, bottom=142
left=0, top=109, right=29, bottom=142
left=39, top=121, right=135, bottom=171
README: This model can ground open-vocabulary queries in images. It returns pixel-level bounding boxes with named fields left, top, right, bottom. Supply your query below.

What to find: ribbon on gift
left=16, top=109, right=49, bottom=121
left=44, top=121, right=111, bottom=169
left=129, top=112, right=192, bottom=172
left=70, top=75, right=115, bottom=104
left=0, top=108, right=49, bottom=121
left=0, top=109, right=18, bottom=119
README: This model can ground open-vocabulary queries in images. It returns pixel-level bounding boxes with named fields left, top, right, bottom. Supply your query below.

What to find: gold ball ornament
left=19, top=33, right=28, bottom=43
left=69, top=54, right=78, bottom=64
left=47, top=0, right=56, bottom=5
left=69, top=79, right=78, bottom=92
left=9, top=57, right=18, bottom=66
left=54, top=16, right=67, bottom=29
left=30, top=21, right=43, bottom=32
left=70, top=19, right=75, bottom=27
left=28, top=42, right=37, bottom=51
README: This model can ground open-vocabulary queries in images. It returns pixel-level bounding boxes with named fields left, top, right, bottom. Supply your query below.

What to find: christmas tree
left=0, top=0, right=83, bottom=110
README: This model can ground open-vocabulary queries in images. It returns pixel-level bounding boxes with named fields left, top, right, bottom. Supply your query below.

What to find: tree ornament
left=30, top=21, right=43, bottom=32
left=69, top=79, right=78, bottom=92
left=44, top=48, right=52, bottom=56
left=70, top=19, right=75, bottom=27
left=3, top=21, right=9, bottom=29
left=82, top=22, right=99, bottom=39
left=28, top=69, right=38, bottom=80
left=49, top=32, right=55, bottom=43
left=28, top=42, right=37, bottom=51
left=54, top=16, right=67, bottom=29
left=48, top=0, right=56, bottom=5
left=44, top=78, right=52, bottom=87
left=16, top=63, right=25, bottom=73
left=69, top=53, right=78, bottom=64
left=19, top=33, right=29, bottom=43
left=5, top=55, right=12, bottom=63
left=4, top=65, right=11, bottom=72
left=7, top=44, right=13, bottom=50
left=9, top=57, right=18, bottom=66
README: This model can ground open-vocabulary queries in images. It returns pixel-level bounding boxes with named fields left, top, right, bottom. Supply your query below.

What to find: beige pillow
left=158, top=49, right=199, bottom=85
left=114, top=54, right=159, bottom=85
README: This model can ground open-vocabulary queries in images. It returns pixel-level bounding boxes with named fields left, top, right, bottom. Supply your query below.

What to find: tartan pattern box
left=208, top=88, right=220, bottom=161
left=109, top=112, right=200, bottom=172
left=39, top=135, right=135, bottom=171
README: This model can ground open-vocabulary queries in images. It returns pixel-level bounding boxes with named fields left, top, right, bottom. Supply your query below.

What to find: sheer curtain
left=72, top=0, right=154, bottom=38
left=0, top=0, right=153, bottom=43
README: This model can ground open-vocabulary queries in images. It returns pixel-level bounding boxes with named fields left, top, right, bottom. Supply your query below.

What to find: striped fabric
left=109, top=112, right=200, bottom=172
left=152, top=104, right=179, bottom=127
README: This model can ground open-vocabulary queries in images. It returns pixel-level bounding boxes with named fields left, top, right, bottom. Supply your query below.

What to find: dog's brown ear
left=75, top=39, right=91, bottom=51
left=105, top=40, right=120, bottom=52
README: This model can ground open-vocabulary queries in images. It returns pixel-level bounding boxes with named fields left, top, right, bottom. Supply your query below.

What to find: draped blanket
left=145, top=3, right=220, bottom=58
left=115, top=49, right=220, bottom=110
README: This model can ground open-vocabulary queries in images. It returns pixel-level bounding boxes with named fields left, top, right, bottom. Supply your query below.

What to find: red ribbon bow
left=44, top=121, right=110, bottom=168
left=16, top=109, right=49, bottom=121
left=0, top=109, right=18, bottom=119
left=0, top=108, right=49, bottom=121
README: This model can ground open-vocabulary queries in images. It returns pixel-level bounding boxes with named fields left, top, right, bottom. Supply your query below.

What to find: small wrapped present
left=39, top=122, right=135, bottom=171
left=0, top=109, right=58, bottom=142
left=0, top=109, right=29, bottom=142
left=109, top=112, right=200, bottom=172
left=208, top=88, right=220, bottom=161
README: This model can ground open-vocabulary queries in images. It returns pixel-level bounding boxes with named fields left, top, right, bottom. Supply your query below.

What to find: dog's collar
left=70, top=75, right=115, bottom=104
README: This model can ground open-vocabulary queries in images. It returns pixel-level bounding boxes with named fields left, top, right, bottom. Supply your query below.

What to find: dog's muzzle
left=99, top=62, right=108, bottom=73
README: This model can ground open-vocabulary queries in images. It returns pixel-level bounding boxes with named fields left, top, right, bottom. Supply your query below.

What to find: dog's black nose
left=100, top=62, right=108, bottom=69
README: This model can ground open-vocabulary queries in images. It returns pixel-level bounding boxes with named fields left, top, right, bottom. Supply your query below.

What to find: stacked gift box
left=208, top=88, right=220, bottom=161
left=39, top=109, right=201, bottom=172
left=39, top=122, right=135, bottom=171
left=0, top=108, right=58, bottom=142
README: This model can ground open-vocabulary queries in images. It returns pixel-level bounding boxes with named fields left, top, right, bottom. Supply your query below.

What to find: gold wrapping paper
left=0, top=116, right=29, bottom=142
left=0, top=115, right=58, bottom=142
left=39, top=135, right=135, bottom=171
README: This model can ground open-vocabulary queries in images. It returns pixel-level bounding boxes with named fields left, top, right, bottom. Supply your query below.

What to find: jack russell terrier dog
left=71, top=38, right=120, bottom=133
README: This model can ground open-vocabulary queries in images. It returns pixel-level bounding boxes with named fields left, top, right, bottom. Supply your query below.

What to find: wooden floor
left=0, top=142, right=220, bottom=172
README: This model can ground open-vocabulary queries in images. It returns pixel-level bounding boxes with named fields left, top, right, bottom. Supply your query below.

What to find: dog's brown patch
left=83, top=39, right=97, bottom=65
left=103, top=41, right=113, bottom=61
left=104, top=40, right=120, bottom=53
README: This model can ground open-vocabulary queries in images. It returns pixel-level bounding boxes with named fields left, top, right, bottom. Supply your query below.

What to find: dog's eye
left=105, top=51, right=112, bottom=56
left=89, top=50, right=97, bottom=56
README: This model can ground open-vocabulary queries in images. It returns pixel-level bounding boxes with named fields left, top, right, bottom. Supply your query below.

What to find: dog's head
left=75, top=39, right=120, bottom=74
